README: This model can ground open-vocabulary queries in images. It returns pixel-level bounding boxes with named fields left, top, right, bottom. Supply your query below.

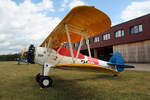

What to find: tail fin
left=107, top=52, right=135, bottom=72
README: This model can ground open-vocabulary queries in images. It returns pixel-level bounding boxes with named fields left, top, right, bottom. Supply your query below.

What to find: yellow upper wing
left=40, top=5, right=111, bottom=48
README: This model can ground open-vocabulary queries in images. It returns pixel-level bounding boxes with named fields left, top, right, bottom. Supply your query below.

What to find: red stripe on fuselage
left=87, top=56, right=99, bottom=65
left=54, top=47, right=85, bottom=59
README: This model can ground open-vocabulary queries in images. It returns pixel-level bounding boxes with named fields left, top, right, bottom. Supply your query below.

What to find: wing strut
left=85, top=32, right=92, bottom=64
left=47, top=38, right=51, bottom=49
left=75, top=33, right=84, bottom=62
left=65, top=24, right=75, bottom=63
left=44, top=42, right=47, bottom=48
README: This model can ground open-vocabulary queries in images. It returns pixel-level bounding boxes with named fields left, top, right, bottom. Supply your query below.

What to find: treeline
left=0, top=53, right=21, bottom=61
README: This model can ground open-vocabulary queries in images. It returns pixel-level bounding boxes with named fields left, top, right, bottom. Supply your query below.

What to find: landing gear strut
left=36, top=63, right=53, bottom=88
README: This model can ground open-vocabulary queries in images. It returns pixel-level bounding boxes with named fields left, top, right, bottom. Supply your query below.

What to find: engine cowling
left=27, top=44, right=35, bottom=64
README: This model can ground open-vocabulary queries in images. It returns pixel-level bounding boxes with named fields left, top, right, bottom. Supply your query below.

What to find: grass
left=0, top=61, right=150, bottom=100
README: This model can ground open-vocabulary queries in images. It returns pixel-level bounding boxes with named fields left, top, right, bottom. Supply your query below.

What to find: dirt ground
left=126, top=63, right=150, bottom=71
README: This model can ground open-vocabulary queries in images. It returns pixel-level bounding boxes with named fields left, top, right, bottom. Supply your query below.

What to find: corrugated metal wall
left=113, top=40, right=150, bottom=63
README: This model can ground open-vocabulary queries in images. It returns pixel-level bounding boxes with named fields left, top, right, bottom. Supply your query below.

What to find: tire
left=36, top=73, right=41, bottom=82
left=39, top=76, right=53, bottom=88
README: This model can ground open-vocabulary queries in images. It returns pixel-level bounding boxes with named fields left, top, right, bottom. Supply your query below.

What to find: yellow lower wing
left=56, top=64, right=118, bottom=74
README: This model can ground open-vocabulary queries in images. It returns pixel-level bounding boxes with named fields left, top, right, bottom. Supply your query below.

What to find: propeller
left=27, top=44, right=35, bottom=64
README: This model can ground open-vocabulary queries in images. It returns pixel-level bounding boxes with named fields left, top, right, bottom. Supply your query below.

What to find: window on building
left=130, top=24, right=143, bottom=34
left=93, top=36, right=99, bottom=43
left=88, top=39, right=91, bottom=44
left=115, top=29, right=124, bottom=38
left=82, top=40, right=86, bottom=45
left=103, top=33, right=110, bottom=40
left=82, top=39, right=91, bottom=45
left=73, top=44, right=75, bottom=48
left=74, top=43, right=78, bottom=48
left=73, top=42, right=80, bottom=48
left=64, top=43, right=69, bottom=48
left=139, top=24, right=143, bottom=32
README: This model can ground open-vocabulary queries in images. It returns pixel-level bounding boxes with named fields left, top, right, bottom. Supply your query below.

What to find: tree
left=0, top=53, right=21, bottom=61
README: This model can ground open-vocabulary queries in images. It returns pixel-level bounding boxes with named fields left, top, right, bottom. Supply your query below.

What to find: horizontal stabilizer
left=107, top=62, right=135, bottom=68
left=119, top=64, right=135, bottom=68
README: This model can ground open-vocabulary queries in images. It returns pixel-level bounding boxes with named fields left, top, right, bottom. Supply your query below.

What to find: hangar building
left=73, top=14, right=150, bottom=63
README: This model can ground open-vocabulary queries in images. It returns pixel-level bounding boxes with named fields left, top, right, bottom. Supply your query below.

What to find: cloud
left=0, top=34, right=12, bottom=41
left=60, top=0, right=85, bottom=11
left=69, top=0, right=85, bottom=9
left=111, top=22, right=119, bottom=26
left=0, top=42, right=10, bottom=47
left=121, top=0, right=150, bottom=21
left=0, top=0, right=61, bottom=54
left=37, top=0, right=54, bottom=12
left=60, top=0, right=69, bottom=11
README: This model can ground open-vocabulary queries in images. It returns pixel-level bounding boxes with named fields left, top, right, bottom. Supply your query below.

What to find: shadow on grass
left=57, top=74, right=120, bottom=82
left=47, top=75, right=108, bottom=100
left=18, top=75, right=112, bottom=100
left=14, top=63, right=29, bottom=65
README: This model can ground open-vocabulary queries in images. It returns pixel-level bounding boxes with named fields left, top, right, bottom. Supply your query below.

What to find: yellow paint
left=40, top=5, right=111, bottom=48
left=56, top=64, right=118, bottom=74
left=21, top=47, right=26, bottom=59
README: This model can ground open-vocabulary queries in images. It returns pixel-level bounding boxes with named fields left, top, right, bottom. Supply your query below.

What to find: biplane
left=24, top=6, right=134, bottom=88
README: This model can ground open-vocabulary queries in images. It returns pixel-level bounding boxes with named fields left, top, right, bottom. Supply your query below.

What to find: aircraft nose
left=27, top=44, right=35, bottom=64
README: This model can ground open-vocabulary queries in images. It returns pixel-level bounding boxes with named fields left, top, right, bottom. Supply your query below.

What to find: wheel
left=39, top=76, right=53, bottom=88
left=36, top=73, right=41, bottom=82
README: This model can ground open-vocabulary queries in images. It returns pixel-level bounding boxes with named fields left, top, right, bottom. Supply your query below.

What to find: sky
left=0, top=0, right=150, bottom=54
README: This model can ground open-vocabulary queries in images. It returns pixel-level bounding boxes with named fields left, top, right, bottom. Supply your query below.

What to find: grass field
left=0, top=61, right=150, bottom=100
